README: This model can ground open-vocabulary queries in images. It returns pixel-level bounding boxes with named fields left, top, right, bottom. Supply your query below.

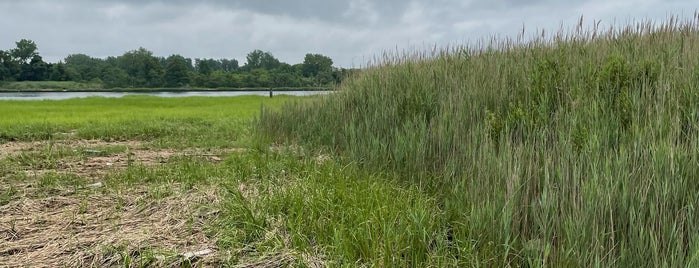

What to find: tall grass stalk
left=258, top=15, right=699, bottom=266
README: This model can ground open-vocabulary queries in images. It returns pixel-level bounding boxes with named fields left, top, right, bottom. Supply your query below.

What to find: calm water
left=0, top=90, right=332, bottom=101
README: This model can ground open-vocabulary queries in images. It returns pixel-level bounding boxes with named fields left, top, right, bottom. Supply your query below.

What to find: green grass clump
left=213, top=150, right=448, bottom=266
left=258, top=16, right=699, bottom=266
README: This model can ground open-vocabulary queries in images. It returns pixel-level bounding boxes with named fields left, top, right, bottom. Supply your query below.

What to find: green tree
left=11, top=39, right=38, bottom=64
left=22, top=55, right=49, bottom=81
left=244, top=50, right=280, bottom=70
left=229, top=73, right=243, bottom=87
left=271, top=63, right=301, bottom=87
left=301, top=53, right=333, bottom=78
left=0, top=39, right=341, bottom=87
left=48, top=63, right=78, bottom=81
left=245, top=50, right=264, bottom=70
left=249, top=68, right=272, bottom=87
left=207, top=70, right=229, bottom=88
left=116, top=48, right=164, bottom=87
left=195, top=58, right=213, bottom=75
left=65, top=54, right=107, bottom=81
left=0, top=52, right=8, bottom=80
left=101, top=66, right=129, bottom=88
left=301, top=53, right=335, bottom=85
left=164, top=54, right=191, bottom=87
left=0, top=50, right=19, bottom=81
left=221, top=58, right=239, bottom=72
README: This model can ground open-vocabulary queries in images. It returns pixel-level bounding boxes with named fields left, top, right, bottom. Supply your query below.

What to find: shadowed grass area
left=258, top=16, right=699, bottom=266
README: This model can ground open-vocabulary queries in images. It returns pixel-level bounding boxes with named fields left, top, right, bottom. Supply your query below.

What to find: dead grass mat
left=0, top=186, right=222, bottom=267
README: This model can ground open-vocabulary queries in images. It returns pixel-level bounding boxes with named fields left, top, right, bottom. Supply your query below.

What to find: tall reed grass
left=258, top=15, right=699, bottom=266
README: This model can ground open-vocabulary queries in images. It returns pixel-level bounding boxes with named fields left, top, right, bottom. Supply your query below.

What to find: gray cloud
left=0, top=0, right=695, bottom=67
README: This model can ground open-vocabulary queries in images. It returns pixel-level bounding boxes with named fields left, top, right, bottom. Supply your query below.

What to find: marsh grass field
left=5, top=16, right=699, bottom=267
left=258, top=16, right=699, bottom=267
left=1, top=95, right=446, bottom=267
left=3, top=95, right=427, bottom=266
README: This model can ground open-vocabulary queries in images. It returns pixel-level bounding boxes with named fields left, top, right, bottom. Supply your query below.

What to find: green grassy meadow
left=0, top=95, right=443, bottom=267
left=0, top=95, right=296, bottom=147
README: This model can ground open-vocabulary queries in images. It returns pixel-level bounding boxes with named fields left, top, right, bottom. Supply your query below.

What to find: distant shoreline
left=0, top=87, right=335, bottom=93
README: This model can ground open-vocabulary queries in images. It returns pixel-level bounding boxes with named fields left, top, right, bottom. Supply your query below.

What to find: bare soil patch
left=32, top=148, right=231, bottom=178
left=0, top=186, right=223, bottom=267
left=0, top=140, right=141, bottom=159
left=1, top=139, right=245, bottom=179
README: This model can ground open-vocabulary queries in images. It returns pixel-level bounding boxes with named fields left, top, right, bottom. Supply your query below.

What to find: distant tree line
left=0, top=39, right=357, bottom=88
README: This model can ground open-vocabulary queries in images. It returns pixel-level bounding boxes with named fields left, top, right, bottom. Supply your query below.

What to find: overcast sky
left=0, top=0, right=695, bottom=67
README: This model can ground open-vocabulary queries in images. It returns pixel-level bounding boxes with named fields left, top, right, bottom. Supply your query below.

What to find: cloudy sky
left=0, top=0, right=695, bottom=67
